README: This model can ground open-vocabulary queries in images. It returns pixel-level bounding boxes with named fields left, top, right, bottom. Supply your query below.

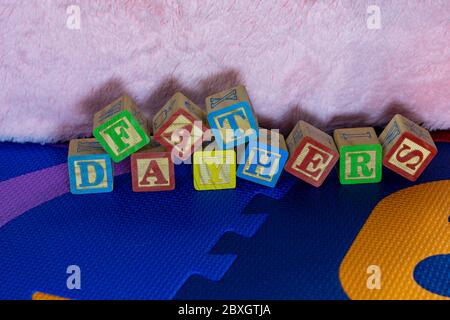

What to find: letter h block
left=68, top=138, right=114, bottom=194
left=93, top=95, right=150, bottom=163
left=237, top=129, right=289, bottom=188
left=193, top=150, right=236, bottom=191
left=206, top=85, right=259, bottom=149
left=378, top=114, right=437, bottom=181
left=130, top=139, right=175, bottom=192
left=285, top=121, right=339, bottom=187
left=334, top=127, right=382, bottom=185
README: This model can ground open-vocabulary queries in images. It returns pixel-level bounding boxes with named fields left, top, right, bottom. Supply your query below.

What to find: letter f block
left=378, top=114, right=437, bottom=181
left=334, top=127, right=382, bottom=185
left=68, top=138, right=114, bottom=194
left=93, top=95, right=150, bottom=162
left=205, top=85, right=259, bottom=149
left=285, top=121, right=339, bottom=187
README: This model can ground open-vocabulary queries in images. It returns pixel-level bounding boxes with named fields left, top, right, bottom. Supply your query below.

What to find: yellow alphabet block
left=193, top=150, right=236, bottom=191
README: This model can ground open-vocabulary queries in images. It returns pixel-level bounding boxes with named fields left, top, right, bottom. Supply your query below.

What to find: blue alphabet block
left=236, top=129, right=289, bottom=188
left=68, top=139, right=114, bottom=194
left=206, top=85, right=259, bottom=149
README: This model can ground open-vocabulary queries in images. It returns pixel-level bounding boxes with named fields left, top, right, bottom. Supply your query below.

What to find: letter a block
left=205, top=85, right=259, bottom=149
left=334, top=127, right=382, bottom=185
left=378, top=114, right=437, bottom=181
left=237, top=129, right=288, bottom=188
left=193, top=150, right=236, bottom=191
left=130, top=140, right=175, bottom=192
left=285, top=121, right=339, bottom=187
left=93, top=95, right=150, bottom=163
left=153, top=92, right=208, bottom=161
left=68, top=138, right=114, bottom=194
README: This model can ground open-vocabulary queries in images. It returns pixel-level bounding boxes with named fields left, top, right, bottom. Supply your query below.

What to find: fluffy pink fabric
left=1, top=0, right=449, bottom=143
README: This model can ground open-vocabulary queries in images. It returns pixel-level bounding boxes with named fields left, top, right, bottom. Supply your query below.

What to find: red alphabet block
left=130, top=140, right=175, bottom=192
left=285, top=121, right=339, bottom=187
left=378, top=114, right=437, bottom=181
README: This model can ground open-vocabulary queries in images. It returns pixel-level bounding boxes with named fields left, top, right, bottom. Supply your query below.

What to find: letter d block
left=206, top=85, right=259, bottom=149
left=193, top=150, right=236, bottom=191
left=68, top=139, right=113, bottom=194
left=378, top=114, right=437, bottom=181
left=334, top=127, right=382, bottom=185
left=93, top=95, right=150, bottom=163
left=237, top=129, right=288, bottom=188
left=285, top=121, right=339, bottom=187
left=130, top=140, right=175, bottom=192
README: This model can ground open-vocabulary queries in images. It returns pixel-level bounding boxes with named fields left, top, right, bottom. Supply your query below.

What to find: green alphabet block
left=93, top=95, right=150, bottom=163
left=334, top=127, right=382, bottom=185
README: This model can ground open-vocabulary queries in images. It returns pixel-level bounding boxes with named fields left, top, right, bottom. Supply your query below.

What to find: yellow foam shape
left=32, top=292, right=70, bottom=300
left=339, top=180, right=450, bottom=300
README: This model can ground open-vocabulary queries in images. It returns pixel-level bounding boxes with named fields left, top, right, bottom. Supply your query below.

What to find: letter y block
left=93, top=95, right=150, bottom=162
left=334, top=127, right=382, bottom=185
left=285, top=121, right=339, bottom=187
left=68, top=138, right=114, bottom=194
left=378, top=114, right=437, bottom=181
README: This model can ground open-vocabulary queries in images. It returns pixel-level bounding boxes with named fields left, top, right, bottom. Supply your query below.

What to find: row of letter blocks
left=68, top=83, right=438, bottom=194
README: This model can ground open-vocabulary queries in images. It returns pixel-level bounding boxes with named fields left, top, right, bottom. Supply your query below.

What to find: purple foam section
left=0, top=160, right=130, bottom=228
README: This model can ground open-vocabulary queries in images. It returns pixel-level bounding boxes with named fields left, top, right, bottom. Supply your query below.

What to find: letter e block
left=68, top=139, right=114, bottom=194
left=130, top=140, right=175, bottom=192
left=237, top=129, right=288, bottom=188
left=378, top=114, right=437, bottom=181
left=205, top=85, right=259, bottom=149
left=193, top=150, right=236, bottom=191
left=153, top=92, right=208, bottom=161
left=93, top=95, right=150, bottom=163
left=334, top=127, right=382, bottom=185
left=285, top=121, right=339, bottom=187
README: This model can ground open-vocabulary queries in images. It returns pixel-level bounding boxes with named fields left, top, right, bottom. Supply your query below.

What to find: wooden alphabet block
left=93, top=95, right=150, bottom=163
left=153, top=92, right=208, bottom=161
left=333, top=127, right=382, bottom=185
left=68, top=138, right=114, bottom=194
left=378, top=114, right=437, bottom=181
left=130, top=139, right=175, bottom=192
left=284, top=121, right=339, bottom=187
left=193, top=150, right=236, bottom=191
left=205, top=85, right=259, bottom=149
left=236, top=128, right=288, bottom=188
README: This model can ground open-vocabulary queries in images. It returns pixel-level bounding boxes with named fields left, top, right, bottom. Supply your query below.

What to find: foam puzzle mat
left=0, top=135, right=448, bottom=300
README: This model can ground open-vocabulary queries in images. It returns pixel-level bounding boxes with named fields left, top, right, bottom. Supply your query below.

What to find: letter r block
left=205, top=85, right=259, bottom=149
left=285, top=121, right=339, bottom=187
left=68, top=139, right=114, bottom=194
left=193, top=150, right=236, bottom=191
left=93, top=95, right=150, bottom=163
left=378, top=114, right=437, bottom=181
left=237, top=129, right=289, bottom=188
left=130, top=140, right=175, bottom=192
left=334, top=127, right=382, bottom=185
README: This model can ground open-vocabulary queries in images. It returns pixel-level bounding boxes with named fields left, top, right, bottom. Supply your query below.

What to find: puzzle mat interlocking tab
left=0, top=142, right=295, bottom=299
left=0, top=139, right=449, bottom=299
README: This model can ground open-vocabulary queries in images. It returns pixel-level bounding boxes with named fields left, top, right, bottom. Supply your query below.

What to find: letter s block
left=205, top=85, right=259, bottom=149
left=378, top=114, right=437, bottom=181
left=284, top=121, right=339, bottom=187
left=93, top=95, right=150, bottom=162
left=130, top=140, right=175, bottom=192
left=68, top=139, right=114, bottom=194
left=334, top=127, right=382, bottom=185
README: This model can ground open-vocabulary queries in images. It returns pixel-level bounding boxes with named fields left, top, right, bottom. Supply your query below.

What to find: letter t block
left=378, top=114, right=437, bottom=181
left=68, top=138, right=114, bottom=194
left=206, top=85, right=259, bottom=149
left=284, top=121, right=339, bottom=187
left=334, top=127, right=382, bottom=185
left=93, top=95, right=150, bottom=163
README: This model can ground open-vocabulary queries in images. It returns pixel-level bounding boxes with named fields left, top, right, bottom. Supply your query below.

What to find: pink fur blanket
left=1, top=0, right=449, bottom=143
